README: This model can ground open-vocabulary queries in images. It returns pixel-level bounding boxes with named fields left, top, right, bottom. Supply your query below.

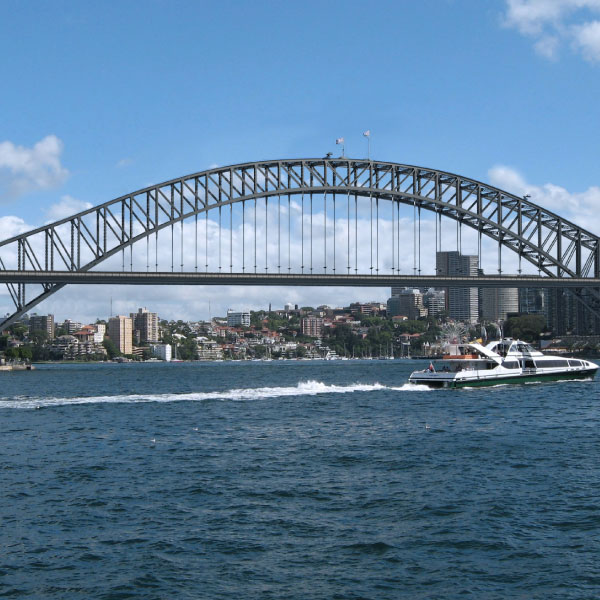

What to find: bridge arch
left=1, top=158, right=599, bottom=330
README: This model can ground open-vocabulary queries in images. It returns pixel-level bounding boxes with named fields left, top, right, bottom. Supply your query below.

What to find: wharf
left=0, top=363, right=35, bottom=371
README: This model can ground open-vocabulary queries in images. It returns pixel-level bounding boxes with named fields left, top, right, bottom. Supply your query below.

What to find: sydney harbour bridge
left=1, top=158, right=599, bottom=332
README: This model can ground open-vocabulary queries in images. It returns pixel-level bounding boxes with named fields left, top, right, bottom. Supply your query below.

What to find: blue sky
left=2, top=0, right=600, bottom=321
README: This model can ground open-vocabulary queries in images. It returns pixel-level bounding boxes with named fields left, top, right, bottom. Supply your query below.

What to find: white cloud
left=116, top=157, right=134, bottom=168
left=534, top=33, right=561, bottom=56
left=489, top=164, right=600, bottom=231
left=0, top=135, right=69, bottom=201
left=572, top=19, right=600, bottom=60
left=0, top=202, right=398, bottom=322
left=503, top=0, right=600, bottom=61
left=488, top=165, right=529, bottom=196
left=0, top=216, right=30, bottom=241
left=45, top=195, right=93, bottom=223
left=504, top=0, right=573, bottom=34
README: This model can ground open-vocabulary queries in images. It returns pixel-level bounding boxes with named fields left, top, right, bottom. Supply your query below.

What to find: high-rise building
left=520, top=288, right=599, bottom=336
left=571, top=289, right=600, bottom=335
left=436, top=251, right=479, bottom=323
left=61, top=319, right=82, bottom=334
left=108, top=315, right=133, bottom=355
left=301, top=317, right=324, bottom=337
left=423, top=289, right=446, bottom=317
left=131, top=307, right=159, bottom=343
left=227, top=310, right=250, bottom=327
left=387, top=289, right=428, bottom=320
left=480, top=287, right=519, bottom=321
left=519, top=288, right=549, bottom=325
left=348, top=302, right=386, bottom=316
left=29, top=314, right=55, bottom=339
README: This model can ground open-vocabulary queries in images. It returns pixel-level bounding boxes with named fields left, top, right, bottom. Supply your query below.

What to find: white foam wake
left=0, top=380, right=429, bottom=409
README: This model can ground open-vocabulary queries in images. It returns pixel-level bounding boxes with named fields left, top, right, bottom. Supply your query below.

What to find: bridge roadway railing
left=1, top=270, right=600, bottom=288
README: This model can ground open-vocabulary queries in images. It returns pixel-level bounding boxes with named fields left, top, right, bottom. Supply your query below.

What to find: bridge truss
left=1, top=158, right=599, bottom=331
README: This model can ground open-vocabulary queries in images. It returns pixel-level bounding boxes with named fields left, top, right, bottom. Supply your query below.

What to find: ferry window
left=517, top=344, right=528, bottom=353
left=568, top=359, right=582, bottom=367
left=499, top=343, right=511, bottom=356
left=541, top=359, right=569, bottom=368
left=502, top=360, right=519, bottom=369
left=524, top=359, right=535, bottom=369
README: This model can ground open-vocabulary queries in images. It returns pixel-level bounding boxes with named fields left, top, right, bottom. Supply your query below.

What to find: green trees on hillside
left=504, top=315, right=546, bottom=342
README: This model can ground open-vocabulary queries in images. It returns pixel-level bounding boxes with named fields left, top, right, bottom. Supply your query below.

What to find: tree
left=177, top=337, right=198, bottom=360
left=250, top=311, right=264, bottom=327
left=103, top=338, right=120, bottom=359
left=504, top=315, right=546, bottom=342
left=253, top=344, right=267, bottom=358
left=28, top=330, right=49, bottom=346
left=31, top=344, right=52, bottom=361
left=9, top=324, right=28, bottom=339
left=295, top=345, right=307, bottom=358
left=18, top=346, right=33, bottom=360
left=397, top=320, right=427, bottom=334
left=266, top=315, right=287, bottom=331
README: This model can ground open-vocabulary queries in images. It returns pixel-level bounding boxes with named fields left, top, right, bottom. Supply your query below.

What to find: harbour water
left=2, top=360, right=599, bottom=599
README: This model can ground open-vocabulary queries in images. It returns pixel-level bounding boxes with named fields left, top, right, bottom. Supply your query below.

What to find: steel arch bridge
left=1, top=157, right=599, bottom=331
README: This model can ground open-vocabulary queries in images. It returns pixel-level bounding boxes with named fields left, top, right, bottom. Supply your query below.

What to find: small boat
left=408, top=339, right=598, bottom=388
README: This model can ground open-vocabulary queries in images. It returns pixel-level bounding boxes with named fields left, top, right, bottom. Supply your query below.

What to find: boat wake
left=1, top=380, right=430, bottom=409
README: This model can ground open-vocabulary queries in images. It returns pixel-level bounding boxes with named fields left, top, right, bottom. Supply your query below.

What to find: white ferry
left=408, top=339, right=598, bottom=388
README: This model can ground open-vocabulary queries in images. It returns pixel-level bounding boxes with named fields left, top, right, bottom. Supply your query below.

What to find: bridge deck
left=1, top=271, right=598, bottom=288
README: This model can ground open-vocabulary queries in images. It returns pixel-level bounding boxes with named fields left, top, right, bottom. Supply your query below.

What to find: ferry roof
left=467, top=342, right=502, bottom=364
left=486, top=339, right=544, bottom=357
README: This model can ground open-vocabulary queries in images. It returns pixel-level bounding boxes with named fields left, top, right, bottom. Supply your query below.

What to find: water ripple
left=1, top=361, right=599, bottom=598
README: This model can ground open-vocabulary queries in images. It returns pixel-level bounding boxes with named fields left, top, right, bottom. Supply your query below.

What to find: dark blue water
left=1, top=360, right=599, bottom=599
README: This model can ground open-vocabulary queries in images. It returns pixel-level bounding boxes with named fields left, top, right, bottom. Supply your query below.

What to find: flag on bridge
left=336, top=137, right=344, bottom=144
left=363, top=130, right=370, bottom=137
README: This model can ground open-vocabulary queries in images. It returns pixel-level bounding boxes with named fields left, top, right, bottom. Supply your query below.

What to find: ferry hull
left=410, top=368, right=597, bottom=389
